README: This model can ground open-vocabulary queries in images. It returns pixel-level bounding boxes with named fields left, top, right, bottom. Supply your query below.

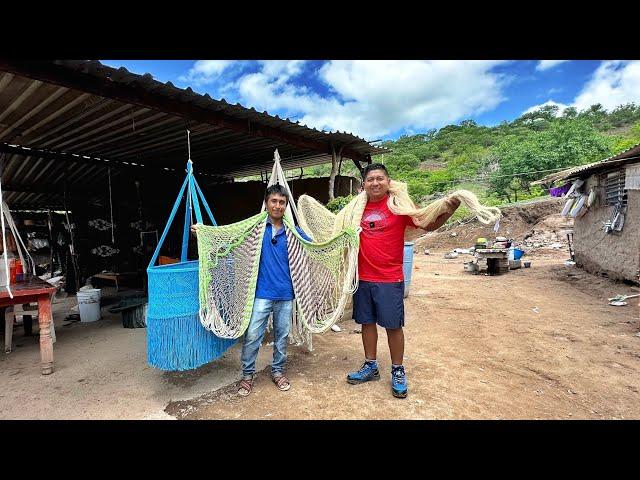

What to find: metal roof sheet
left=533, top=142, right=640, bottom=185
left=0, top=60, right=389, bottom=208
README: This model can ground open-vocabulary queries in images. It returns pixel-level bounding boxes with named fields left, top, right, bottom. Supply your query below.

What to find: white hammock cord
left=0, top=156, right=13, bottom=298
left=108, top=166, right=114, bottom=244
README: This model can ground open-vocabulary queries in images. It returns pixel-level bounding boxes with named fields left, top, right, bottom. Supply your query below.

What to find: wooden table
left=0, top=277, right=57, bottom=375
left=92, top=271, right=137, bottom=292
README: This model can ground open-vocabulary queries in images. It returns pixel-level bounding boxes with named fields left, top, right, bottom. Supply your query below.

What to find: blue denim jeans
left=241, top=297, right=293, bottom=378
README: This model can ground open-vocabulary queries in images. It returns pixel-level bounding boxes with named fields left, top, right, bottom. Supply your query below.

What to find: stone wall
left=573, top=174, right=640, bottom=283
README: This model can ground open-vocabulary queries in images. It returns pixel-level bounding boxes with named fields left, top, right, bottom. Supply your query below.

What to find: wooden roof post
left=329, top=143, right=338, bottom=201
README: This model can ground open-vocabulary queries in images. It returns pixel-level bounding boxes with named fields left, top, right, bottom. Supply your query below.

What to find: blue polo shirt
left=255, top=218, right=312, bottom=301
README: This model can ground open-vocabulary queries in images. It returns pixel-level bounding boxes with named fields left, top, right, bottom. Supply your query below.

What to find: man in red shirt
left=347, top=163, right=460, bottom=398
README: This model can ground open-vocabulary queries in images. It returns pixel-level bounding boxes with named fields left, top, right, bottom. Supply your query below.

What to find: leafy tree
left=326, top=195, right=354, bottom=213
left=610, top=121, right=640, bottom=153
left=608, top=103, right=640, bottom=127
left=578, top=103, right=609, bottom=130
left=488, top=118, right=613, bottom=201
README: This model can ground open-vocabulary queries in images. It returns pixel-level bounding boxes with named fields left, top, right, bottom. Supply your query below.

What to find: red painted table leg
left=37, top=294, right=54, bottom=375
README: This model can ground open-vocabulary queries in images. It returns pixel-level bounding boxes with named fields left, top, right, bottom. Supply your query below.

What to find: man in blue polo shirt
left=236, top=184, right=311, bottom=397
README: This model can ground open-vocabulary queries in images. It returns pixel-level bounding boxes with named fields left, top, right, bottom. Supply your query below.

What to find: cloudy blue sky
left=101, top=60, right=640, bottom=141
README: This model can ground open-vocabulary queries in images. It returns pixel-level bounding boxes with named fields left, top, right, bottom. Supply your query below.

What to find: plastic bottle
left=9, top=258, right=16, bottom=284
left=15, top=259, right=23, bottom=282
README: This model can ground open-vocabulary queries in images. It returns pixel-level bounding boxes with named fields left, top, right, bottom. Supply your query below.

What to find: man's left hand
left=424, top=195, right=461, bottom=231
left=445, top=196, right=461, bottom=211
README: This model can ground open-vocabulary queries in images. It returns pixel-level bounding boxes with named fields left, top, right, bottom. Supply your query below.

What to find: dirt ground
left=408, top=197, right=571, bottom=252
left=2, top=194, right=638, bottom=420
left=0, top=289, right=276, bottom=420
left=167, top=248, right=640, bottom=420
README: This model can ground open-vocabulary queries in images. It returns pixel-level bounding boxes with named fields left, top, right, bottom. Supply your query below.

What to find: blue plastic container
left=513, top=248, right=524, bottom=260
left=403, top=242, right=415, bottom=298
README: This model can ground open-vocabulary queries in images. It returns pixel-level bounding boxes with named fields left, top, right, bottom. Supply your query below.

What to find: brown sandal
left=238, top=378, right=253, bottom=396
left=272, top=374, right=291, bottom=391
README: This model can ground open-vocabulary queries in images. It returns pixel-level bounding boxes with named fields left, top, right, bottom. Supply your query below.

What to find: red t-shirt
left=358, top=196, right=416, bottom=283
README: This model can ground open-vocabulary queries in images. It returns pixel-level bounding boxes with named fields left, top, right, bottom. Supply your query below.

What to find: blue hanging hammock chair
left=146, top=161, right=236, bottom=371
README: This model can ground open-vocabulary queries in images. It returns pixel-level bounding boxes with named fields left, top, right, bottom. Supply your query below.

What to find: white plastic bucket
left=77, top=288, right=102, bottom=322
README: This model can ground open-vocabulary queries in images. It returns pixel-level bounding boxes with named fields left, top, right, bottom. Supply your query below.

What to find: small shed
left=535, top=144, right=640, bottom=283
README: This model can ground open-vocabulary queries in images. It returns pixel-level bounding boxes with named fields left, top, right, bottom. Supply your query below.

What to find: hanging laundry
left=566, top=179, right=585, bottom=197
left=549, top=182, right=571, bottom=197
left=569, top=194, right=587, bottom=218
left=561, top=197, right=575, bottom=216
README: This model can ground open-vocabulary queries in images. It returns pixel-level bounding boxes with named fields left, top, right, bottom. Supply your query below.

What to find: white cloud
left=522, top=100, right=570, bottom=116
left=308, top=61, right=509, bottom=138
left=178, top=60, right=234, bottom=86
left=215, top=60, right=511, bottom=139
left=523, top=60, right=640, bottom=118
left=536, top=60, right=569, bottom=71
left=573, top=60, right=640, bottom=111
left=258, top=60, right=306, bottom=81
left=232, top=60, right=319, bottom=115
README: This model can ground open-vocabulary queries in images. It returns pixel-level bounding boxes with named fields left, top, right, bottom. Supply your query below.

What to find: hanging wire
left=108, top=166, right=115, bottom=244
left=186, top=129, right=194, bottom=224
left=0, top=153, right=14, bottom=298
left=187, top=129, right=192, bottom=163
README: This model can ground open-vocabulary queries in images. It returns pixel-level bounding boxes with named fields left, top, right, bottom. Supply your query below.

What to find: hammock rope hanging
left=146, top=132, right=235, bottom=371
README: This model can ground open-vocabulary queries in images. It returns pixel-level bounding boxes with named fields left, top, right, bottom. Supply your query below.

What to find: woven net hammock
left=195, top=210, right=360, bottom=339
left=146, top=158, right=235, bottom=371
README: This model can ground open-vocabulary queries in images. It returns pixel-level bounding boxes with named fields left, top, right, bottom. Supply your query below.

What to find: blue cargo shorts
left=353, top=280, right=405, bottom=329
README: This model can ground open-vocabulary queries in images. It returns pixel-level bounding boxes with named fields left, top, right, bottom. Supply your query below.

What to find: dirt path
left=166, top=250, right=640, bottom=420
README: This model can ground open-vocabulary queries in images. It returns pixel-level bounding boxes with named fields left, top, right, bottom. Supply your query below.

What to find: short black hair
left=362, top=163, right=389, bottom=180
left=264, top=184, right=289, bottom=205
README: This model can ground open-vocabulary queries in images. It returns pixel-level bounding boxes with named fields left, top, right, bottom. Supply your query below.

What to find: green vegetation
left=326, top=194, right=355, bottom=213
left=311, top=103, right=640, bottom=210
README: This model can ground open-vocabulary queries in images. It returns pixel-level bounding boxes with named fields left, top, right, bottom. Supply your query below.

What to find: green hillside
left=307, top=103, right=640, bottom=216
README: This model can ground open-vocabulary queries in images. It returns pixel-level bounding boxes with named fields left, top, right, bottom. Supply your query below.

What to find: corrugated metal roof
left=532, top=142, right=640, bottom=185
left=0, top=60, right=389, bottom=208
